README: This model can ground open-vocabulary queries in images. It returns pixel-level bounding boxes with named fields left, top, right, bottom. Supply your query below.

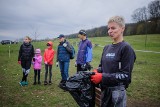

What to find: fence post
left=9, top=45, right=10, bottom=58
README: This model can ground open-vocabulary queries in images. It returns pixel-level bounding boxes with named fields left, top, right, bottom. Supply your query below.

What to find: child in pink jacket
left=32, top=49, right=42, bottom=85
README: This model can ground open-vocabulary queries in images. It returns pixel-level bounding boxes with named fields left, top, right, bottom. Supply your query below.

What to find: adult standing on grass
left=56, top=34, right=73, bottom=87
left=18, top=36, right=34, bottom=86
left=91, top=16, right=136, bottom=107
left=44, top=41, right=55, bottom=85
left=76, top=30, right=93, bottom=72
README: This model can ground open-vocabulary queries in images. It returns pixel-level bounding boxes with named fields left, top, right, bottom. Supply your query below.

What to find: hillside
left=67, top=20, right=160, bottom=38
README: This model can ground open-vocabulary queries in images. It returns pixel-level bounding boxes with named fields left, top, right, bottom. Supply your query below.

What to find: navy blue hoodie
left=76, top=39, right=93, bottom=65
left=99, top=41, right=136, bottom=88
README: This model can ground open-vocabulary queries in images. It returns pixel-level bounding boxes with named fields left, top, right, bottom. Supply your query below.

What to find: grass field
left=0, top=34, right=160, bottom=107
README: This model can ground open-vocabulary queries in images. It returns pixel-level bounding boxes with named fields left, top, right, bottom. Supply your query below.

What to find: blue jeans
left=59, top=61, right=70, bottom=81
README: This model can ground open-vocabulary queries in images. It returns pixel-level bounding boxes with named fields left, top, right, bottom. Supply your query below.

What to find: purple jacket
left=33, top=55, right=42, bottom=70
left=76, top=39, right=92, bottom=64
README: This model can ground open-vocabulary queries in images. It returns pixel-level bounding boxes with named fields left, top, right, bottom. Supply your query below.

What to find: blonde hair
left=108, top=16, right=125, bottom=27
left=25, top=36, right=32, bottom=41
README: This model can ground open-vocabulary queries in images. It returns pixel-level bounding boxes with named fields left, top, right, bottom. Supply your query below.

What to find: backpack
left=65, top=41, right=75, bottom=60
left=70, top=45, right=75, bottom=59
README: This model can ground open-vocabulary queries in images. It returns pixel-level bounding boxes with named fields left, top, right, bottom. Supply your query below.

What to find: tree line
left=67, top=0, right=160, bottom=38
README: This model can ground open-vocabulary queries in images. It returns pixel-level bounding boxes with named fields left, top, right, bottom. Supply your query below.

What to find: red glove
left=18, top=61, right=21, bottom=64
left=91, top=73, right=102, bottom=84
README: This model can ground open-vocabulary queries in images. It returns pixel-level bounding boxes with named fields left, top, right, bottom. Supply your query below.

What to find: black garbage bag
left=64, top=71, right=95, bottom=107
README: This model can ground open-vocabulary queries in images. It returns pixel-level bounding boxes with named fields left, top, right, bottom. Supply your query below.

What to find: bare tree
left=132, top=7, right=148, bottom=22
left=29, top=24, right=40, bottom=42
left=148, top=0, right=160, bottom=20
left=33, top=31, right=40, bottom=42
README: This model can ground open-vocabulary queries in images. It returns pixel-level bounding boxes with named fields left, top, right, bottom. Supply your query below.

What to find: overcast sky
left=0, top=0, right=152, bottom=40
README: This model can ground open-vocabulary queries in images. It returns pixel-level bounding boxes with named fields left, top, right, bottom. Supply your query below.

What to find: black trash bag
left=64, top=71, right=95, bottom=107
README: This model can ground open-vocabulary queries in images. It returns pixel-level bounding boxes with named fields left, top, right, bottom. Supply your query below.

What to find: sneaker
left=19, top=81, right=23, bottom=86
left=49, top=81, right=52, bottom=85
left=44, top=81, right=48, bottom=85
left=33, top=82, right=36, bottom=85
left=19, top=81, right=25, bottom=86
left=25, top=81, right=28, bottom=86
left=38, top=81, right=41, bottom=84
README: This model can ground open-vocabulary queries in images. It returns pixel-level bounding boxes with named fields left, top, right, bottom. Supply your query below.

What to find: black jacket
left=18, top=42, right=34, bottom=61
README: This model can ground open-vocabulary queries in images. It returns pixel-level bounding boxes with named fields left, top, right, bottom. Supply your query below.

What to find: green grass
left=0, top=34, right=160, bottom=107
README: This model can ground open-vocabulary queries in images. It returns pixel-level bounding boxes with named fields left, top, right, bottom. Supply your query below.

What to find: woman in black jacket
left=18, top=36, right=34, bottom=86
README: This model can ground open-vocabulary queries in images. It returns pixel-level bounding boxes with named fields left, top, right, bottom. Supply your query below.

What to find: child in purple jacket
left=32, top=49, right=42, bottom=85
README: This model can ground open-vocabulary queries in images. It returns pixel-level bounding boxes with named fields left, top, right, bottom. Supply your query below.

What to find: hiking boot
left=33, top=82, right=36, bottom=85
left=44, top=81, right=48, bottom=85
left=60, top=80, right=63, bottom=84
left=59, top=80, right=66, bottom=84
left=38, top=81, right=41, bottom=84
left=58, top=82, right=67, bottom=91
left=58, top=80, right=63, bottom=87
left=58, top=80, right=66, bottom=87
left=49, top=81, right=52, bottom=85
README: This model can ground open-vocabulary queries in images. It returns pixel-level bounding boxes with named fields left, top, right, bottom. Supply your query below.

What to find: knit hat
left=35, top=49, right=41, bottom=54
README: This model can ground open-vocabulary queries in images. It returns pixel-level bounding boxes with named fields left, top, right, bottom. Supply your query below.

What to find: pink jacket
left=33, top=55, right=42, bottom=70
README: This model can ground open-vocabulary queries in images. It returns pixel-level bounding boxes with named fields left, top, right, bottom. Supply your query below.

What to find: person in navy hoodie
left=91, top=16, right=136, bottom=107
left=76, top=30, right=93, bottom=72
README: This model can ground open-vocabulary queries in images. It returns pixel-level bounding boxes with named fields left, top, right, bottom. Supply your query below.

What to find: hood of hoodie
left=47, top=41, right=53, bottom=49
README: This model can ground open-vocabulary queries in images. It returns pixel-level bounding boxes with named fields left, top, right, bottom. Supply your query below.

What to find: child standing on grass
left=32, top=49, right=42, bottom=85
left=44, top=41, right=55, bottom=85
left=18, top=36, right=34, bottom=86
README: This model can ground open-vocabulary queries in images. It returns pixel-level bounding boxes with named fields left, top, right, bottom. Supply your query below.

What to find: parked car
left=1, top=40, right=14, bottom=45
